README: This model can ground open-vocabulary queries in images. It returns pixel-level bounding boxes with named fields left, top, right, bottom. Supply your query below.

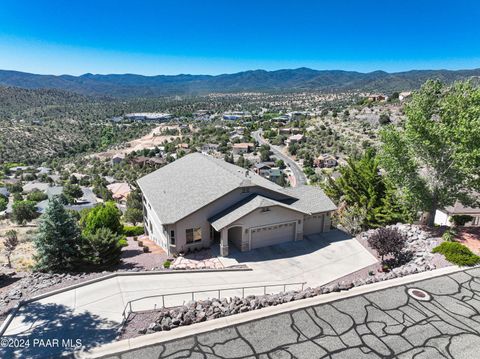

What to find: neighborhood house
left=232, top=143, right=254, bottom=155
left=138, top=153, right=337, bottom=256
left=435, top=200, right=480, bottom=227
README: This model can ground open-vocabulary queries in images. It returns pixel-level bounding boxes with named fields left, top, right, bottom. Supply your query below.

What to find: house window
left=170, top=230, right=175, bottom=245
left=186, top=227, right=202, bottom=244
left=261, top=207, right=270, bottom=212
left=242, top=187, right=250, bottom=193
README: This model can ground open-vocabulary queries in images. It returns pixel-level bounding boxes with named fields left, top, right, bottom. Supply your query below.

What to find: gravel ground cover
left=120, top=224, right=458, bottom=340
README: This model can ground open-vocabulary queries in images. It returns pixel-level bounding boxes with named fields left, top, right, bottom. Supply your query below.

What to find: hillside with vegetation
left=0, top=86, right=154, bottom=164
left=0, top=68, right=479, bottom=97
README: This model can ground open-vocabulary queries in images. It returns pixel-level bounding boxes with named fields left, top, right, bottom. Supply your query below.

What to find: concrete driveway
left=219, top=230, right=377, bottom=285
left=1, top=230, right=377, bottom=357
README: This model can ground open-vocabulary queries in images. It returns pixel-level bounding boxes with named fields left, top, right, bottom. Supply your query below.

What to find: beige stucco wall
left=143, top=182, right=333, bottom=254
left=169, top=186, right=292, bottom=253
left=142, top=195, right=169, bottom=251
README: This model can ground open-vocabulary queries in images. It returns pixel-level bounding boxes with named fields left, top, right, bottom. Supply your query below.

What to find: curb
left=78, top=265, right=466, bottom=358
left=0, top=267, right=251, bottom=337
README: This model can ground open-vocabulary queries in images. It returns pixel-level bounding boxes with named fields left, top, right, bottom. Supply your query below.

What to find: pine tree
left=34, top=197, right=83, bottom=272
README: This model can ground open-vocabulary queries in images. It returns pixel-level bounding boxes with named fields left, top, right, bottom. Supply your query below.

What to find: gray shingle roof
left=284, top=186, right=337, bottom=214
left=209, top=194, right=308, bottom=231
left=137, top=153, right=290, bottom=224
left=444, top=200, right=480, bottom=215
left=0, top=187, right=9, bottom=197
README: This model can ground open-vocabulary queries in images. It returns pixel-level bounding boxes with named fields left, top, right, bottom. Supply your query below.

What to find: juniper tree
left=11, top=200, right=37, bottom=226
left=81, top=227, right=127, bottom=269
left=323, top=150, right=412, bottom=232
left=34, top=197, right=83, bottom=272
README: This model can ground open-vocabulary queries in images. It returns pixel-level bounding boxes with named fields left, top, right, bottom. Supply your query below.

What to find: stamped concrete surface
left=0, top=230, right=376, bottom=358
left=99, top=267, right=480, bottom=359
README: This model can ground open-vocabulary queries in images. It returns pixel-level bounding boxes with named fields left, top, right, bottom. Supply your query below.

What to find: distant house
left=315, top=154, right=338, bottom=168
left=125, top=113, right=172, bottom=121
left=231, top=127, right=245, bottom=135
left=435, top=200, right=480, bottom=227
left=111, top=154, right=125, bottom=165
left=223, top=111, right=251, bottom=121
left=279, top=127, right=303, bottom=135
left=9, top=166, right=32, bottom=173
left=232, top=143, right=254, bottom=155
left=36, top=186, right=99, bottom=214
left=268, top=168, right=283, bottom=184
left=201, top=144, right=220, bottom=154
left=148, top=157, right=166, bottom=166
left=253, top=162, right=272, bottom=177
left=2, top=178, right=20, bottom=185
left=107, top=182, right=132, bottom=202
left=138, top=153, right=336, bottom=256
left=36, top=167, right=51, bottom=175
left=286, top=134, right=305, bottom=147
left=177, top=143, right=189, bottom=150
left=399, top=92, right=412, bottom=101
left=22, top=182, right=50, bottom=193
left=368, top=94, right=386, bottom=102
left=230, top=133, right=245, bottom=142
left=271, top=115, right=290, bottom=123
left=131, top=156, right=150, bottom=166
left=0, top=187, right=9, bottom=198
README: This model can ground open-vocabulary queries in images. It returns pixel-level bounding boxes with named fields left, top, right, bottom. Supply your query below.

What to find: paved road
left=0, top=232, right=376, bottom=358
left=101, top=267, right=480, bottom=359
left=252, top=130, right=307, bottom=186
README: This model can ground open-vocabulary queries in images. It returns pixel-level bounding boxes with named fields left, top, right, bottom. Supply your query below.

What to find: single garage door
left=303, top=214, right=325, bottom=236
left=250, top=222, right=296, bottom=249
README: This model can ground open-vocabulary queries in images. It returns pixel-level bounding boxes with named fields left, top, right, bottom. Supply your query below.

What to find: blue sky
left=0, top=0, right=479, bottom=75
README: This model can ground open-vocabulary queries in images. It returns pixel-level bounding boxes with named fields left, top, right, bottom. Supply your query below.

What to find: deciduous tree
left=380, top=80, right=480, bottom=226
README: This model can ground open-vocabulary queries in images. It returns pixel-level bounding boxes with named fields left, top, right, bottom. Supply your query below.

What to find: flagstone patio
left=170, top=250, right=225, bottom=270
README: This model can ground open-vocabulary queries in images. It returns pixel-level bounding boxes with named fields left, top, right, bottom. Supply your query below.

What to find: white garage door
left=250, top=222, right=296, bottom=249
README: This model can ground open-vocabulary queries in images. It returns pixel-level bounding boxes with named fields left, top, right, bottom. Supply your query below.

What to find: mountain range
left=0, top=67, right=479, bottom=98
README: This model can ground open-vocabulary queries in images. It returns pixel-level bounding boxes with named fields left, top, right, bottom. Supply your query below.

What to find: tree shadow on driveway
left=0, top=301, right=120, bottom=358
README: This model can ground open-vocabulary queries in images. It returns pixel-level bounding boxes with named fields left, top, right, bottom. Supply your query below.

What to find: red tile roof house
left=137, top=153, right=336, bottom=256
left=107, top=182, right=132, bottom=202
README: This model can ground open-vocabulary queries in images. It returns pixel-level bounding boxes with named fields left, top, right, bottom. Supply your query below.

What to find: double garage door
left=250, top=222, right=296, bottom=249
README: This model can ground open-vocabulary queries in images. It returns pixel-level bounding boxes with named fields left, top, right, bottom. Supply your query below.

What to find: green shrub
left=442, top=228, right=456, bottom=242
left=450, top=215, right=474, bottom=227
left=123, top=225, right=145, bottom=237
left=80, top=201, right=123, bottom=235
left=0, top=195, right=7, bottom=212
left=163, top=260, right=171, bottom=268
left=432, top=242, right=480, bottom=266
left=81, top=227, right=127, bottom=269
left=26, top=190, right=48, bottom=202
